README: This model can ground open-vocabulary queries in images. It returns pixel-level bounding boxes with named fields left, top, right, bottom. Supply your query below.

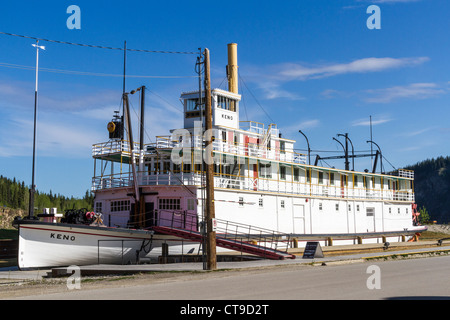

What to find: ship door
left=145, top=202, right=155, bottom=228
left=130, top=201, right=155, bottom=228
left=366, top=207, right=375, bottom=232
left=293, top=204, right=305, bottom=234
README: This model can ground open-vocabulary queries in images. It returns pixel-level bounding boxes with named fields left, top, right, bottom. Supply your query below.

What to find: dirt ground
left=0, top=264, right=306, bottom=300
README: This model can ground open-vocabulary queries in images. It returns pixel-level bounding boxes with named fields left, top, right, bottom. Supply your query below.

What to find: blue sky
left=0, top=0, right=449, bottom=198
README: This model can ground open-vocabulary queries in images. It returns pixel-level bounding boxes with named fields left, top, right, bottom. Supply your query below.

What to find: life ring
left=86, top=211, right=94, bottom=220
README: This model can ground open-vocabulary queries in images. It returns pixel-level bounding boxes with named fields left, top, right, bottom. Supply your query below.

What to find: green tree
left=419, top=206, right=431, bottom=224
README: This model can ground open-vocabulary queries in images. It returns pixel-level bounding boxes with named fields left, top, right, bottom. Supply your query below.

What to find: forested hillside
left=406, top=156, right=450, bottom=224
left=0, top=175, right=94, bottom=214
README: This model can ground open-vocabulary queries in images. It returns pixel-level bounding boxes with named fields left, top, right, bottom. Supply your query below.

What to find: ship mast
left=122, top=92, right=141, bottom=227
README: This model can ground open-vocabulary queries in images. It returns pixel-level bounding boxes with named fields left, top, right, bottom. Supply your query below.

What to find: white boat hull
left=15, top=220, right=206, bottom=269
left=16, top=221, right=155, bottom=269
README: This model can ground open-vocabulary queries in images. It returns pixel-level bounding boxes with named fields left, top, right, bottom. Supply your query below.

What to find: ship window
left=330, top=172, right=335, bottom=185
left=348, top=204, right=351, bottom=211
left=217, top=95, right=236, bottom=111
left=239, top=197, right=244, bottom=207
left=259, top=163, right=271, bottom=178
left=110, top=200, right=130, bottom=212
left=280, top=166, right=286, bottom=180
left=183, top=163, right=191, bottom=173
left=259, top=198, right=263, bottom=207
left=356, top=204, right=360, bottom=212
left=280, top=200, right=285, bottom=209
left=280, top=141, right=285, bottom=154
left=389, top=207, right=392, bottom=214
left=335, top=203, right=339, bottom=211
left=95, top=201, right=102, bottom=213
left=187, top=199, right=195, bottom=211
left=293, top=167, right=299, bottom=181
left=319, top=203, right=323, bottom=211
left=159, top=198, right=181, bottom=211
left=185, top=98, right=201, bottom=111
left=318, top=172, right=323, bottom=184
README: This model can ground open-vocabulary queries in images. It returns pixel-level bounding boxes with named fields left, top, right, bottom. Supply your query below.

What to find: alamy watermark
left=66, top=265, right=81, bottom=290
left=67, top=5, right=81, bottom=30
left=170, top=121, right=268, bottom=167
left=367, top=5, right=381, bottom=30
left=366, top=265, right=381, bottom=290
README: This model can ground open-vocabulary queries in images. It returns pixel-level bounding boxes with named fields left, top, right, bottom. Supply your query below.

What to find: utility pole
left=203, top=48, right=217, bottom=270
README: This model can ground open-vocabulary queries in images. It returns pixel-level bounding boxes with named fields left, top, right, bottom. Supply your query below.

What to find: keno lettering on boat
left=50, top=233, right=75, bottom=241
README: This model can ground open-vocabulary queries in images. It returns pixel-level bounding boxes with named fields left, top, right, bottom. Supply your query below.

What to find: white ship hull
left=15, top=221, right=201, bottom=269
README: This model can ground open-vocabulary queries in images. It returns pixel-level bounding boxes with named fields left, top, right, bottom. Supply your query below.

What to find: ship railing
left=397, top=169, right=414, bottom=179
left=91, top=171, right=205, bottom=191
left=92, top=140, right=134, bottom=157
left=239, top=121, right=266, bottom=135
left=212, top=174, right=415, bottom=202
left=155, top=136, right=175, bottom=149
left=93, top=140, right=152, bottom=159
left=155, top=212, right=292, bottom=254
left=183, top=135, right=307, bottom=165
left=214, top=218, right=291, bottom=254
left=154, top=209, right=198, bottom=232
left=91, top=171, right=415, bottom=202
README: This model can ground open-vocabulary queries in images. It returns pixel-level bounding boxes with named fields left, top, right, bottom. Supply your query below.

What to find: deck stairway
left=152, top=218, right=296, bottom=260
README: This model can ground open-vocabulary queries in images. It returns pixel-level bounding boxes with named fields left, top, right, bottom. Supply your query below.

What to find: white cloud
left=352, top=117, right=392, bottom=126
left=278, top=57, right=429, bottom=80
left=256, top=82, right=304, bottom=101
left=368, top=0, right=421, bottom=3
left=281, top=119, right=320, bottom=139
left=364, top=82, right=446, bottom=103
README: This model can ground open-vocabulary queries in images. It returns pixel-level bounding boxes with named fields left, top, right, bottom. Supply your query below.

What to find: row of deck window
left=237, top=196, right=410, bottom=214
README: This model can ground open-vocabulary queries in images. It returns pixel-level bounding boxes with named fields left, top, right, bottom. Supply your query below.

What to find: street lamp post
left=367, top=140, right=383, bottom=173
left=298, top=130, right=311, bottom=165
left=338, top=133, right=355, bottom=171
left=28, top=41, right=45, bottom=219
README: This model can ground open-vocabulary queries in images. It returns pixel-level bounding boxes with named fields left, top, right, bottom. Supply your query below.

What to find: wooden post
left=204, top=48, right=217, bottom=270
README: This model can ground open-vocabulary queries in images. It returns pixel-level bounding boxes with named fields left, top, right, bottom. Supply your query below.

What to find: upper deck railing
left=92, top=171, right=415, bottom=202
left=93, top=136, right=308, bottom=165
left=397, top=169, right=414, bottom=179
left=152, top=135, right=307, bottom=164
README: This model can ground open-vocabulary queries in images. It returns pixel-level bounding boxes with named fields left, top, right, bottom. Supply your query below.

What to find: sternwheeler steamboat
left=14, top=43, right=426, bottom=269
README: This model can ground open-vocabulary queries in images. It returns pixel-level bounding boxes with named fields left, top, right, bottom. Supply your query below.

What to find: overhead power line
left=0, top=61, right=197, bottom=79
left=0, top=31, right=198, bottom=55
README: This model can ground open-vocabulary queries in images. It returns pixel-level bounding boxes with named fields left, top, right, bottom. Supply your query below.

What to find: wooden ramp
left=152, top=225, right=296, bottom=260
